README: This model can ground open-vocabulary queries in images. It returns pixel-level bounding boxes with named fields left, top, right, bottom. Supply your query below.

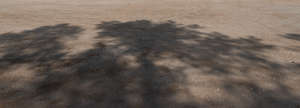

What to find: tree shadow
left=0, top=24, right=84, bottom=108
left=96, top=20, right=276, bottom=76
left=0, top=24, right=83, bottom=69
left=96, top=20, right=300, bottom=108
left=0, top=20, right=299, bottom=108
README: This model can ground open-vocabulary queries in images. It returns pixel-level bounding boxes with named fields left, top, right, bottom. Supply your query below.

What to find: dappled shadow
left=97, top=20, right=276, bottom=75
left=96, top=20, right=300, bottom=108
left=0, top=24, right=83, bottom=71
left=0, top=24, right=84, bottom=108
left=0, top=20, right=299, bottom=108
left=282, top=33, right=300, bottom=41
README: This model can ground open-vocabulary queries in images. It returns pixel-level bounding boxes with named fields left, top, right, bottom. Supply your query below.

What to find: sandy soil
left=0, top=0, right=300, bottom=108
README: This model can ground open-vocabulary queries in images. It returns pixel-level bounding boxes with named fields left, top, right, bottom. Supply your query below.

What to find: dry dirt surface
left=1, top=0, right=300, bottom=108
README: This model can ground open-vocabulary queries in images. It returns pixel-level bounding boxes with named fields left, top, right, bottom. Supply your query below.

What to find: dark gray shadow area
left=0, top=24, right=84, bottom=107
left=0, top=24, right=83, bottom=67
left=282, top=33, right=300, bottom=41
left=96, top=20, right=300, bottom=108
left=0, top=20, right=299, bottom=108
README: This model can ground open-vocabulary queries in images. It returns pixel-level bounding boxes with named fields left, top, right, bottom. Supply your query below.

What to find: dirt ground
left=0, top=0, right=300, bottom=108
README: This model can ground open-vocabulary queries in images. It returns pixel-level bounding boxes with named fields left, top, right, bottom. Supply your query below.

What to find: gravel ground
left=0, top=0, right=300, bottom=108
